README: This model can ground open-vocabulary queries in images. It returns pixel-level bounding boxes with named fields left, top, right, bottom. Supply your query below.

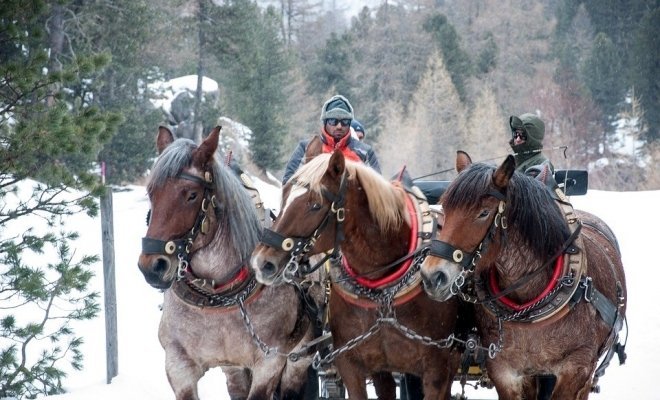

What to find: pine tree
left=630, top=7, right=660, bottom=142
left=1, top=1, right=114, bottom=396
left=212, top=1, right=292, bottom=173
left=581, top=32, right=625, bottom=128
left=422, top=13, right=473, bottom=103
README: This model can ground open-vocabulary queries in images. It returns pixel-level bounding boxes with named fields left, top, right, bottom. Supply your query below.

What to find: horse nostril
left=262, top=261, right=276, bottom=277
left=154, top=258, right=169, bottom=274
left=425, top=270, right=448, bottom=289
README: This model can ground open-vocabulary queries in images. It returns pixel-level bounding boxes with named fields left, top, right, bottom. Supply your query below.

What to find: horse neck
left=339, top=200, right=412, bottom=279
left=189, top=212, right=249, bottom=282
left=491, top=230, right=557, bottom=302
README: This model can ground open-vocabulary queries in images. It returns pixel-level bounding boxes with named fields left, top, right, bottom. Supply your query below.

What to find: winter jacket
left=282, top=128, right=381, bottom=185
left=509, top=113, right=554, bottom=174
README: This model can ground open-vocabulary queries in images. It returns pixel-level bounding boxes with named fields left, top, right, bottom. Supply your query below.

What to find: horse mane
left=443, top=162, right=571, bottom=259
left=291, top=153, right=406, bottom=232
left=147, top=138, right=262, bottom=260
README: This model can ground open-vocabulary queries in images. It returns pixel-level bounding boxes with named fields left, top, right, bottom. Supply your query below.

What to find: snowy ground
left=21, top=183, right=657, bottom=400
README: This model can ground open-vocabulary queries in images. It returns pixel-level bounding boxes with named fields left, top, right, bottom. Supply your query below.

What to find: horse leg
left=552, top=366, right=595, bottom=400
left=247, top=357, right=287, bottom=400
left=278, top=359, right=315, bottom=399
left=163, top=347, right=205, bottom=400
left=335, top=359, right=369, bottom=400
left=222, top=367, right=251, bottom=400
left=488, top=368, right=525, bottom=400
left=372, top=372, right=396, bottom=400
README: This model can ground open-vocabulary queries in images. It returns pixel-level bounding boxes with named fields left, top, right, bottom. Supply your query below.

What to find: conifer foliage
left=1, top=1, right=115, bottom=397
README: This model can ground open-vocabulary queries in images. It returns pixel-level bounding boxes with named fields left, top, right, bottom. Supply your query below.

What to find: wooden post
left=100, top=162, right=118, bottom=383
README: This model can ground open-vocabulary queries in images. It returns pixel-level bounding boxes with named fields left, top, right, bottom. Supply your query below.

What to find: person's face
left=324, top=118, right=352, bottom=141
left=356, top=131, right=364, bottom=141
left=512, top=128, right=527, bottom=145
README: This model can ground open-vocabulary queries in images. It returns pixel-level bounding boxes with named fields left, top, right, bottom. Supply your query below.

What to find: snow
left=147, top=75, right=219, bottom=113
left=3, top=181, right=651, bottom=400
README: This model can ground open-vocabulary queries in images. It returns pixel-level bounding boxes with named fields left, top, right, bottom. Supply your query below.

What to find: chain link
left=237, top=293, right=283, bottom=358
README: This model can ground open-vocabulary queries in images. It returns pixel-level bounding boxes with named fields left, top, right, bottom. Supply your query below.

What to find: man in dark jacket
left=509, top=113, right=554, bottom=174
left=281, top=94, right=380, bottom=185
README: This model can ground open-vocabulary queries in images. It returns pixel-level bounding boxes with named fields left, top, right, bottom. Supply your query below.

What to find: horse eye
left=478, top=209, right=490, bottom=219
left=187, top=192, right=198, bottom=202
left=310, top=203, right=322, bottom=211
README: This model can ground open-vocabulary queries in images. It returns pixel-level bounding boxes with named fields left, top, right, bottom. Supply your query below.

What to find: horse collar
left=172, top=265, right=263, bottom=309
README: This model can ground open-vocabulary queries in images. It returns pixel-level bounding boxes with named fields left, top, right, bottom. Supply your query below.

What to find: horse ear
left=492, top=155, right=516, bottom=190
left=327, top=150, right=346, bottom=179
left=194, top=126, right=221, bottom=168
left=156, top=126, right=175, bottom=154
left=456, top=150, right=472, bottom=173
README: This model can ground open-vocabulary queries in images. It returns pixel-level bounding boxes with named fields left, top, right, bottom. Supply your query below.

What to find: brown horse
left=137, top=126, right=315, bottom=400
left=251, top=151, right=461, bottom=400
left=420, top=151, right=627, bottom=399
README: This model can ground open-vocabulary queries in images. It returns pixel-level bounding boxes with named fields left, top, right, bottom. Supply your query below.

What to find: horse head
left=421, top=151, right=515, bottom=301
left=137, top=126, right=223, bottom=289
left=251, top=151, right=350, bottom=284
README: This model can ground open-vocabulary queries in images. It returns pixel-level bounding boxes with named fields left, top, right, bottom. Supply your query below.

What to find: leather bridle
left=141, top=170, right=218, bottom=280
left=259, top=171, right=349, bottom=278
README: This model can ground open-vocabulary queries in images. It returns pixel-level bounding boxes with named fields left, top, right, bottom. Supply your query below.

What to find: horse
left=420, top=151, right=627, bottom=399
left=137, top=126, right=316, bottom=400
left=251, top=151, right=462, bottom=400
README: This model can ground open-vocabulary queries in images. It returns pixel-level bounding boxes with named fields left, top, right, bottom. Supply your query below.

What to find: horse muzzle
left=138, top=254, right=174, bottom=290
left=250, top=245, right=287, bottom=285
left=420, top=259, right=460, bottom=302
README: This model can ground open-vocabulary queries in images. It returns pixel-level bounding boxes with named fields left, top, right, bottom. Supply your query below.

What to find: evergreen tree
left=1, top=1, right=115, bottom=396
left=212, top=1, right=292, bottom=173
left=68, top=0, right=174, bottom=184
left=422, top=13, right=473, bottom=103
left=630, top=7, right=660, bottom=142
left=581, top=32, right=625, bottom=128
left=306, top=31, right=355, bottom=97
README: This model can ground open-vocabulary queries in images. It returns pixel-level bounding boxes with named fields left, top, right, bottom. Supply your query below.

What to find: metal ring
left=452, top=249, right=464, bottom=263
left=282, top=238, right=294, bottom=252
left=165, top=241, right=176, bottom=255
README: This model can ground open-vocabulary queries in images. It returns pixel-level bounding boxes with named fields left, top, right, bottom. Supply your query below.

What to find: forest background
left=3, top=0, right=658, bottom=191
left=0, top=0, right=658, bottom=398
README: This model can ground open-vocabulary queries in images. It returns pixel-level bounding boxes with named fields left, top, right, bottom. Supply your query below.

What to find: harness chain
left=312, top=251, right=498, bottom=370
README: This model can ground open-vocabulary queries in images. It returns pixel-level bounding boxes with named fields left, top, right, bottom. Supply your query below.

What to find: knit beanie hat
left=320, top=95, right=354, bottom=122
left=351, top=119, right=365, bottom=135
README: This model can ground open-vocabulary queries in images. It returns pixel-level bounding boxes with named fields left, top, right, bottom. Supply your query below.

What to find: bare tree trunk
left=47, top=2, right=64, bottom=107
left=193, top=0, right=206, bottom=143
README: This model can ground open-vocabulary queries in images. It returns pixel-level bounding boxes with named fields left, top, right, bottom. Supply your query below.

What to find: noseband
left=259, top=171, right=349, bottom=278
left=142, top=171, right=218, bottom=279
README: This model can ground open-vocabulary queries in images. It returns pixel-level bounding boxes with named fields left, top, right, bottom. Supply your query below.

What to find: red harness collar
left=183, top=265, right=250, bottom=292
left=488, top=254, right=564, bottom=311
left=341, top=191, right=419, bottom=289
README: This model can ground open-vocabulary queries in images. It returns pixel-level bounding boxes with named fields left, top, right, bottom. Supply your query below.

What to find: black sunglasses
left=512, top=130, right=527, bottom=140
left=325, top=118, right=352, bottom=127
